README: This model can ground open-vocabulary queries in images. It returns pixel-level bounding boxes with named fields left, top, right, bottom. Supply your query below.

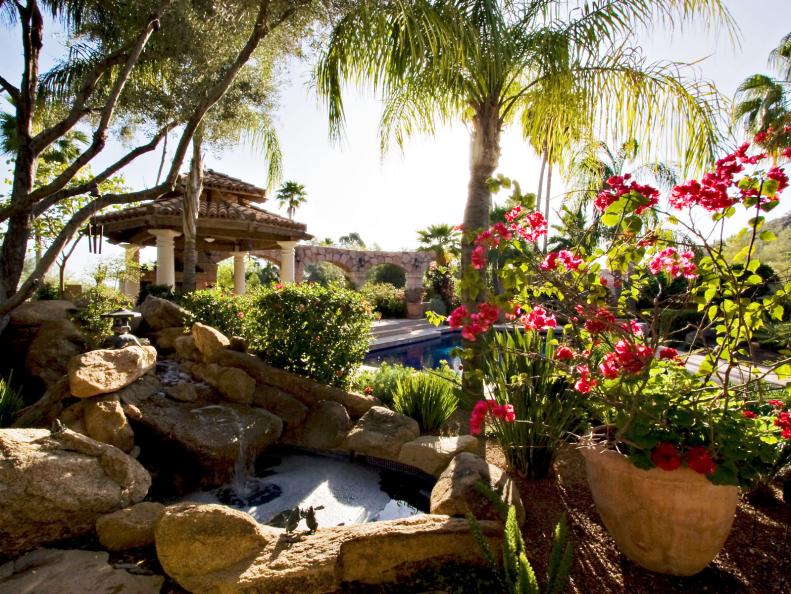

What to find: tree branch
left=0, top=74, right=20, bottom=103
left=30, top=0, right=175, bottom=156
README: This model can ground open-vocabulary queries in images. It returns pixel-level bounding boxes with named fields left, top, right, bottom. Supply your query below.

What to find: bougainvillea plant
left=443, top=127, right=791, bottom=488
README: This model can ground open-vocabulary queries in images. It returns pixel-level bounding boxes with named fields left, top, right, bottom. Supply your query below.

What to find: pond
left=365, top=333, right=462, bottom=371
left=184, top=451, right=433, bottom=530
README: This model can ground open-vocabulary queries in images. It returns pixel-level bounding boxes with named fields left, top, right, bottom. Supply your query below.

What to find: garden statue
left=100, top=309, right=143, bottom=349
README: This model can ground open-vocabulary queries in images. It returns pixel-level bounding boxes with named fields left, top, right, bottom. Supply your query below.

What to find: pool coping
left=368, top=325, right=459, bottom=353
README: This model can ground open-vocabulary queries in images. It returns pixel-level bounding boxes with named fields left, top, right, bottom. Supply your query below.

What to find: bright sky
left=2, top=0, right=791, bottom=281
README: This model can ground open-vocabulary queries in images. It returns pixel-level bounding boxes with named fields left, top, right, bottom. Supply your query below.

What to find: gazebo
left=90, top=169, right=311, bottom=297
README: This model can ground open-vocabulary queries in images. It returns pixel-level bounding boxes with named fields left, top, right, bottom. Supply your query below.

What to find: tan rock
left=217, top=367, right=255, bottom=404
left=137, top=295, right=189, bottom=331
left=430, top=452, right=524, bottom=524
left=96, top=502, right=165, bottom=551
left=68, top=346, right=157, bottom=398
left=0, top=548, right=164, bottom=594
left=25, top=319, right=84, bottom=390
left=173, top=335, right=200, bottom=361
left=8, top=300, right=77, bottom=327
left=344, top=406, right=420, bottom=459
left=192, top=322, right=230, bottom=361
left=284, top=400, right=351, bottom=450
left=59, top=401, right=86, bottom=434
left=398, top=435, right=479, bottom=476
left=83, top=395, right=135, bottom=453
left=0, top=428, right=150, bottom=558
left=156, top=503, right=271, bottom=578
left=149, top=326, right=186, bottom=351
left=214, top=349, right=380, bottom=417
left=229, top=336, right=248, bottom=352
left=12, top=378, right=71, bottom=428
left=156, top=510, right=501, bottom=594
left=253, top=385, right=308, bottom=428
left=165, top=383, right=198, bottom=402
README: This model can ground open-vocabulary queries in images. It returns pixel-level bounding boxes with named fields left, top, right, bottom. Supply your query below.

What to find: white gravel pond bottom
left=184, top=453, right=431, bottom=530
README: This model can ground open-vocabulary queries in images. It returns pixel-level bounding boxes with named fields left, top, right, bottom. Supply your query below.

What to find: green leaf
left=601, top=211, right=621, bottom=227
left=759, top=230, right=777, bottom=242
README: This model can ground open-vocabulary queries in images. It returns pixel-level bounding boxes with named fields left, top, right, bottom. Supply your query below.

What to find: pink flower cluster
left=554, top=345, right=574, bottom=361
left=520, top=305, right=557, bottom=331
left=470, top=399, right=516, bottom=435
left=595, top=174, right=660, bottom=215
left=540, top=250, right=584, bottom=272
left=448, top=302, right=500, bottom=341
left=576, top=305, right=617, bottom=334
left=574, top=365, right=597, bottom=394
left=648, top=247, right=697, bottom=279
left=599, top=340, right=654, bottom=378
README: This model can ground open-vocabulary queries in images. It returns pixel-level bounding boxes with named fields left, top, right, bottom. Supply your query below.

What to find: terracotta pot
left=580, top=439, right=739, bottom=576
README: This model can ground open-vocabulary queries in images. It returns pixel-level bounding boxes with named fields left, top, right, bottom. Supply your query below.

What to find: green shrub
left=360, top=282, right=406, bottom=318
left=33, top=281, right=59, bottom=300
left=72, top=286, right=133, bottom=349
left=353, top=362, right=415, bottom=407
left=393, top=371, right=460, bottom=433
left=426, top=296, right=448, bottom=316
left=178, top=288, right=247, bottom=337
left=480, top=328, right=584, bottom=479
left=137, top=283, right=175, bottom=305
left=0, top=371, right=24, bottom=428
left=244, top=283, right=374, bottom=389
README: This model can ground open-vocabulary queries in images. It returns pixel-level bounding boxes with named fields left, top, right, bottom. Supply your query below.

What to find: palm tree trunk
left=543, top=156, right=553, bottom=253
left=536, top=143, right=547, bottom=214
left=182, top=127, right=203, bottom=293
left=460, top=102, right=501, bottom=404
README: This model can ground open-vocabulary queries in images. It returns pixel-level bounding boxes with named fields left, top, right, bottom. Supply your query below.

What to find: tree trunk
left=543, top=157, right=553, bottom=253
left=181, top=128, right=203, bottom=293
left=0, top=157, right=36, bottom=301
left=460, top=102, right=501, bottom=404
left=536, top=143, right=547, bottom=214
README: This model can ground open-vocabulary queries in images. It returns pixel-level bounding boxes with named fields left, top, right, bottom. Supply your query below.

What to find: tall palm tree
left=317, top=0, right=730, bottom=397
left=734, top=32, right=791, bottom=156
left=276, top=181, right=308, bottom=220
left=416, top=223, right=460, bottom=266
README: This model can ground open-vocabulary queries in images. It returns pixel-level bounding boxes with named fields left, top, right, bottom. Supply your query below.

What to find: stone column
left=120, top=243, right=140, bottom=300
left=405, top=272, right=425, bottom=319
left=233, top=251, right=247, bottom=295
left=277, top=241, right=298, bottom=284
left=150, top=229, right=181, bottom=288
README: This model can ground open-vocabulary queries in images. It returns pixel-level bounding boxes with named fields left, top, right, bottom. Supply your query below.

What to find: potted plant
left=445, top=130, right=791, bottom=575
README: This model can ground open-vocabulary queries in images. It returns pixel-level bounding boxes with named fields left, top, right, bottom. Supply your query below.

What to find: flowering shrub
left=443, top=130, right=791, bottom=487
left=359, top=282, right=406, bottom=318
left=179, top=288, right=248, bottom=337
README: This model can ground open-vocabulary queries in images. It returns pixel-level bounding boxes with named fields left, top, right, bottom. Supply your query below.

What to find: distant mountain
left=723, top=212, right=791, bottom=280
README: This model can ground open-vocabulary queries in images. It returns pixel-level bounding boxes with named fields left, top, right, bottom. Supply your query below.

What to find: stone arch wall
left=252, top=246, right=435, bottom=316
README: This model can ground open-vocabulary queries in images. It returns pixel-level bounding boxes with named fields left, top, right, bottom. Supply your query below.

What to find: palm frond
left=768, top=31, right=791, bottom=82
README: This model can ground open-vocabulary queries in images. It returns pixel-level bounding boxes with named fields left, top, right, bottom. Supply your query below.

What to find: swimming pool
left=365, top=333, right=462, bottom=370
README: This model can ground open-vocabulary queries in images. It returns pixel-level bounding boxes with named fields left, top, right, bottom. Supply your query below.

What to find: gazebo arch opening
left=366, top=263, right=406, bottom=288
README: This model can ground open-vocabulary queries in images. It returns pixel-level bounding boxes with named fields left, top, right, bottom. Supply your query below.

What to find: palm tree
left=317, top=0, right=730, bottom=397
left=276, top=181, right=308, bottom=220
left=416, top=223, right=460, bottom=266
left=734, top=32, right=791, bottom=156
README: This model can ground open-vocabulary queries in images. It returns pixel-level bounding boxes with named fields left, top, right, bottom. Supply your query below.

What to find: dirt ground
left=483, top=440, right=791, bottom=594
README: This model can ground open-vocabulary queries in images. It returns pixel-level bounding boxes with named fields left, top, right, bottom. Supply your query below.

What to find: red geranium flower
left=686, top=446, right=716, bottom=475
left=651, top=442, right=681, bottom=471
left=742, top=410, right=757, bottom=419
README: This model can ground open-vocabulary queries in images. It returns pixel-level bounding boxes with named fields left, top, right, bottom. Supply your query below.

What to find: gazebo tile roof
left=184, top=169, right=268, bottom=199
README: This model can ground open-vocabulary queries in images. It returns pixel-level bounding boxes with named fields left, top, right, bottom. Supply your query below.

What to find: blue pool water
left=365, top=333, right=463, bottom=370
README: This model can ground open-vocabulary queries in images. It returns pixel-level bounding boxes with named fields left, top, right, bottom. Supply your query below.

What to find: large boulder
left=173, top=335, right=201, bottom=361
left=344, top=406, right=420, bottom=460
left=95, top=502, right=165, bottom=551
left=156, top=503, right=272, bottom=580
left=213, top=349, right=380, bottom=417
left=68, top=346, right=157, bottom=398
left=430, top=452, right=525, bottom=524
left=8, top=300, right=77, bottom=327
left=11, top=378, right=71, bottom=428
left=120, top=392, right=282, bottom=486
left=137, top=295, right=189, bottom=331
left=148, top=326, right=187, bottom=352
left=191, top=322, right=230, bottom=361
left=0, top=548, right=163, bottom=594
left=187, top=362, right=255, bottom=404
left=25, top=319, right=85, bottom=391
left=398, top=435, right=479, bottom=476
left=83, top=394, right=135, bottom=453
left=253, top=385, right=308, bottom=428
left=0, top=428, right=151, bottom=559
left=155, top=508, right=501, bottom=594
left=283, top=400, right=351, bottom=450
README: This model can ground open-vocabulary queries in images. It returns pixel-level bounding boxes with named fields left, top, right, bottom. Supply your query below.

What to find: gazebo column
left=150, top=229, right=181, bottom=288
left=277, top=241, right=298, bottom=284
left=233, top=251, right=247, bottom=295
left=120, top=243, right=140, bottom=300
